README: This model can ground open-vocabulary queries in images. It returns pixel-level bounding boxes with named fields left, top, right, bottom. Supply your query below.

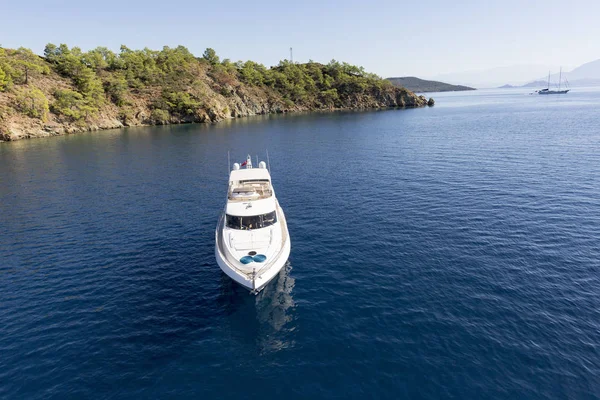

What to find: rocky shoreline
left=0, top=45, right=433, bottom=142
left=0, top=93, right=433, bottom=142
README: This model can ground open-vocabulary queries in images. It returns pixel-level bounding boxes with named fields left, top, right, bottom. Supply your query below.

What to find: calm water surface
left=1, top=88, right=600, bottom=399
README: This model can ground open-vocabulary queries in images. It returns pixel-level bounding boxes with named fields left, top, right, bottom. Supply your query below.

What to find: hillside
left=0, top=45, right=433, bottom=141
left=386, top=76, right=475, bottom=92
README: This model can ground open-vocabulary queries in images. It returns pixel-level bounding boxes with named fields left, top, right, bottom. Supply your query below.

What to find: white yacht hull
left=215, top=235, right=290, bottom=293
left=215, top=205, right=291, bottom=294
left=538, top=90, right=569, bottom=94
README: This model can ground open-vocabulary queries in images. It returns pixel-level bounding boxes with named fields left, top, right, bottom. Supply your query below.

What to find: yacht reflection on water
left=217, top=262, right=296, bottom=352
left=255, top=262, right=295, bottom=332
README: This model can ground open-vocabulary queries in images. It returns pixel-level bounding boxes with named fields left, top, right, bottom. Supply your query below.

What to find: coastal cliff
left=0, top=45, right=432, bottom=141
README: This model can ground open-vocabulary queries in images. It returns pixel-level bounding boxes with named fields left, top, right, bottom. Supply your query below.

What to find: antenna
left=256, top=155, right=259, bottom=167
left=290, top=47, right=293, bottom=63
left=266, top=149, right=271, bottom=173
left=227, top=151, right=230, bottom=174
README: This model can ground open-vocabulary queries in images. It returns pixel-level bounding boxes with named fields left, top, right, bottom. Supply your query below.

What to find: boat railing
left=215, top=215, right=253, bottom=279
left=254, top=202, right=289, bottom=278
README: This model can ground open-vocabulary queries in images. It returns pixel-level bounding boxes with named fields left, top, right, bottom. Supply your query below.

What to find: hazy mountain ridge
left=386, top=77, right=475, bottom=93
left=548, top=59, right=600, bottom=81
left=429, top=64, right=562, bottom=88
left=499, top=80, right=548, bottom=89
left=499, top=59, right=600, bottom=88
left=432, top=59, right=600, bottom=88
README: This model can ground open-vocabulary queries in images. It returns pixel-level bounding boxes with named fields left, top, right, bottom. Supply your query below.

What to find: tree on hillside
left=42, top=43, right=105, bottom=108
left=82, top=47, right=117, bottom=72
left=320, top=88, right=339, bottom=108
left=51, top=89, right=87, bottom=121
left=115, top=45, right=161, bottom=86
left=239, top=61, right=271, bottom=86
left=15, top=87, right=49, bottom=121
left=5, top=48, right=49, bottom=85
left=0, top=48, right=12, bottom=90
left=103, top=71, right=128, bottom=106
left=0, top=66, right=8, bottom=91
left=156, top=45, right=197, bottom=85
left=202, top=48, right=219, bottom=65
left=43, top=43, right=58, bottom=62
left=74, top=66, right=104, bottom=105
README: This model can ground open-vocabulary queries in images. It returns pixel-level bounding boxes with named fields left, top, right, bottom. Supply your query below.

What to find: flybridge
left=228, top=181, right=273, bottom=202
left=228, top=155, right=273, bottom=202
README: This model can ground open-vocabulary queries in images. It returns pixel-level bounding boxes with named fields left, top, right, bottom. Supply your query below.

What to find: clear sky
left=1, top=0, right=599, bottom=79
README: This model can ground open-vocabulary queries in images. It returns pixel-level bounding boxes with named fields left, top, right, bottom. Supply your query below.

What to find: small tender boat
left=215, top=155, right=291, bottom=293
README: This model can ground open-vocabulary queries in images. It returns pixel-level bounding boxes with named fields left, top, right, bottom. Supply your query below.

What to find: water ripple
left=2, top=90, right=600, bottom=398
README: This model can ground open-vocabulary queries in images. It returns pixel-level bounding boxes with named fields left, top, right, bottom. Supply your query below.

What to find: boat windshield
left=226, top=211, right=277, bottom=230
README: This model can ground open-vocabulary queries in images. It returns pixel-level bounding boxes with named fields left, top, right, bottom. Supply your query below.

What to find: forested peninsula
left=0, top=45, right=433, bottom=141
left=387, top=77, right=475, bottom=93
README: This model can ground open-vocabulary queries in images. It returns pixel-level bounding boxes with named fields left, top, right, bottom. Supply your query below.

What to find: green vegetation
left=203, top=48, right=220, bottom=65
left=1, top=43, right=428, bottom=140
left=0, top=47, right=49, bottom=88
left=0, top=47, right=49, bottom=89
left=0, top=65, right=7, bottom=90
left=51, top=89, right=88, bottom=121
left=233, top=58, right=395, bottom=107
left=15, top=87, right=49, bottom=121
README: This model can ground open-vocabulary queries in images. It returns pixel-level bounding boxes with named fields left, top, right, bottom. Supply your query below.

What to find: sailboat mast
left=547, top=71, right=550, bottom=90
left=559, top=67, right=562, bottom=90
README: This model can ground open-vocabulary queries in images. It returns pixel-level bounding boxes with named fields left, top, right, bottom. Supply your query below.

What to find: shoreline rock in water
left=0, top=45, right=434, bottom=142
left=0, top=97, right=434, bottom=142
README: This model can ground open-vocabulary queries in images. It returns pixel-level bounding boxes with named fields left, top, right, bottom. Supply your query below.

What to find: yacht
left=215, top=155, right=291, bottom=293
left=538, top=68, right=569, bottom=95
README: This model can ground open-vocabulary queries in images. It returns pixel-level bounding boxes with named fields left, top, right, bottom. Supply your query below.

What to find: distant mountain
left=503, top=59, right=600, bottom=88
left=430, top=59, right=600, bottom=88
left=565, top=78, right=600, bottom=86
left=386, top=76, right=475, bottom=93
left=523, top=80, right=549, bottom=88
left=554, top=58, right=600, bottom=81
left=538, top=78, right=600, bottom=88
left=428, top=64, right=561, bottom=88
left=498, top=80, right=548, bottom=89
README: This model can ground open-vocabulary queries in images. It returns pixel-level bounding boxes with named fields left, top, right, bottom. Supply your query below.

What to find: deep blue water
left=1, top=88, right=600, bottom=399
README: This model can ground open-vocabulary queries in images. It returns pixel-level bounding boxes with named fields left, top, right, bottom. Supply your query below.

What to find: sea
left=1, top=87, right=600, bottom=399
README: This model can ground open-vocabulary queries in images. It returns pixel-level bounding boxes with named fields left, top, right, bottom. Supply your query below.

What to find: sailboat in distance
left=538, top=68, right=569, bottom=94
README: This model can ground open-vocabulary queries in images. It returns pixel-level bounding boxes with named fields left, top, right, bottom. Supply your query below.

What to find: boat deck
left=216, top=202, right=289, bottom=278
left=228, top=181, right=273, bottom=202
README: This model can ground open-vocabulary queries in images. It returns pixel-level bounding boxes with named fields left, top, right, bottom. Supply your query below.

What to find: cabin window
left=226, top=211, right=277, bottom=230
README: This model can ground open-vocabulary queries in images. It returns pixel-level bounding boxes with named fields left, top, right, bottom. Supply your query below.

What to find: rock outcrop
left=0, top=86, right=431, bottom=142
